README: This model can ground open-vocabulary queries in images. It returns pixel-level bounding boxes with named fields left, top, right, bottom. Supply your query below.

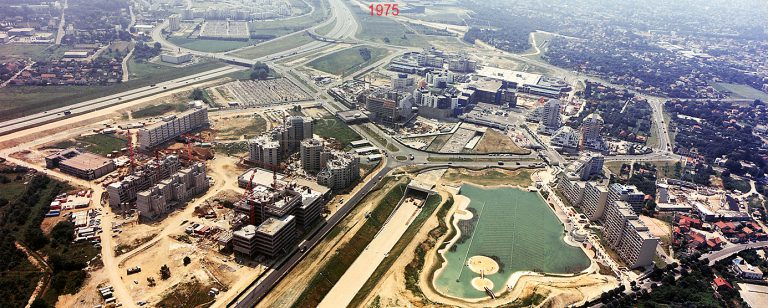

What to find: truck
left=127, top=266, right=141, bottom=275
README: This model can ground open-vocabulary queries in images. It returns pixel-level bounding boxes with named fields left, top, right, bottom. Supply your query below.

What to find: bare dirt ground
left=473, top=128, right=531, bottom=154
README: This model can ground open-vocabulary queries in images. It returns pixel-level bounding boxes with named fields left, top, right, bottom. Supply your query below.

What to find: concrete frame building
left=248, top=136, right=281, bottom=167
left=582, top=181, right=610, bottom=222
left=602, top=201, right=659, bottom=268
left=608, top=183, right=646, bottom=213
left=539, top=99, right=561, bottom=134
left=233, top=215, right=298, bottom=258
left=317, top=152, right=360, bottom=190
left=300, top=138, right=324, bottom=172
left=580, top=113, right=603, bottom=148
left=137, top=107, right=209, bottom=150
left=45, top=148, right=116, bottom=180
left=135, top=163, right=209, bottom=219
left=106, top=155, right=181, bottom=208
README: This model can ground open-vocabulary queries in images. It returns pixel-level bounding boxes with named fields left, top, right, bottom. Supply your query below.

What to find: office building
left=366, top=90, right=414, bottom=128
left=317, top=152, right=360, bottom=189
left=732, top=257, right=764, bottom=279
left=233, top=215, right=297, bottom=258
left=248, top=136, right=281, bottom=167
left=300, top=138, right=324, bottom=172
left=294, top=186, right=324, bottom=228
left=137, top=107, right=209, bottom=150
left=608, top=183, right=646, bottom=213
left=391, top=73, right=414, bottom=90
left=160, top=52, right=192, bottom=64
left=135, top=163, right=209, bottom=219
left=45, top=148, right=116, bottom=180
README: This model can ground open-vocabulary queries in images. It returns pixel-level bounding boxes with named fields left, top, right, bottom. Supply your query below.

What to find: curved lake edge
left=429, top=183, right=595, bottom=301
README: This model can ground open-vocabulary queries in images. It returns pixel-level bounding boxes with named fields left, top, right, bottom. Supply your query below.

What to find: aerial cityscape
left=1, top=0, right=768, bottom=307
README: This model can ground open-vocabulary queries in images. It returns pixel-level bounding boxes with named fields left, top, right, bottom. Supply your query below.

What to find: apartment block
left=582, top=181, right=609, bottom=221
left=136, top=163, right=209, bottom=219
left=608, top=183, right=646, bottom=213
left=106, top=155, right=181, bottom=208
left=317, top=152, right=360, bottom=190
left=248, top=135, right=281, bottom=167
left=137, top=107, right=209, bottom=150
left=300, top=138, right=324, bottom=172
left=602, top=201, right=659, bottom=268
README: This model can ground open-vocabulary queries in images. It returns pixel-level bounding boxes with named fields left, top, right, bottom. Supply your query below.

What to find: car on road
left=498, top=161, right=504, bottom=165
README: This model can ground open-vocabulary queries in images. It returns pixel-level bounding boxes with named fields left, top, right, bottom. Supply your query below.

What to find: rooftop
left=60, top=152, right=113, bottom=170
left=257, top=215, right=294, bottom=236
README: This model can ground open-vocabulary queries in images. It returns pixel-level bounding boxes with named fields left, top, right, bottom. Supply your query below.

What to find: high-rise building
left=608, top=183, right=646, bottom=213
left=317, top=152, right=360, bottom=189
left=169, top=14, right=181, bottom=31
left=539, top=99, right=561, bottom=133
left=286, top=116, right=313, bottom=153
left=137, top=107, right=209, bottom=150
left=300, top=138, right=324, bottom=172
left=602, top=201, right=659, bottom=268
left=578, top=154, right=605, bottom=181
left=580, top=113, right=603, bottom=148
left=581, top=181, right=609, bottom=221
left=248, top=136, right=281, bottom=167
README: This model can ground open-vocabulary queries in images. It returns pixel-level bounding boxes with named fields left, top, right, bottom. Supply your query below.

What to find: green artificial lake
left=434, top=185, right=591, bottom=298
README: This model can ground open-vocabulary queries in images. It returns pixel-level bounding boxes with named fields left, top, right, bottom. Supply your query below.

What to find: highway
left=0, top=66, right=242, bottom=135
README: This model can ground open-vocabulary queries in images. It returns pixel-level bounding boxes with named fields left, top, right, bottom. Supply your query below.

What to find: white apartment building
left=603, top=201, right=659, bottom=268
left=137, top=107, right=209, bottom=150
left=248, top=136, right=281, bottom=167
left=317, top=153, right=360, bottom=190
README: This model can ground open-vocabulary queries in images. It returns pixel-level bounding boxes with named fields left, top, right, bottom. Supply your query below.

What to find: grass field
left=167, top=37, right=255, bottom=53
left=0, top=44, right=70, bottom=62
left=712, top=82, right=768, bottom=101
left=132, top=102, right=190, bottom=118
left=426, top=134, right=451, bottom=152
left=0, top=60, right=224, bottom=122
left=75, top=134, right=129, bottom=156
left=228, top=33, right=315, bottom=59
left=347, top=2, right=428, bottom=47
left=307, top=45, right=390, bottom=76
left=249, top=0, right=329, bottom=32
left=313, top=117, right=362, bottom=150
left=315, top=17, right=337, bottom=36
left=216, top=114, right=269, bottom=140
left=442, top=168, right=534, bottom=187
left=0, top=172, right=28, bottom=201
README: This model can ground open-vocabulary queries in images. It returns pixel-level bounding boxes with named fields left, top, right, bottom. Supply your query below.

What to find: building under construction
left=106, top=155, right=181, bottom=209
left=136, top=162, right=210, bottom=220
left=232, top=181, right=325, bottom=258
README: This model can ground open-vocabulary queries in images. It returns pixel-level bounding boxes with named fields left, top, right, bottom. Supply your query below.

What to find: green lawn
left=0, top=60, right=225, bottom=122
left=167, top=37, right=255, bottom=53
left=228, top=33, right=315, bottom=59
left=0, top=173, right=28, bottom=201
left=132, top=102, right=190, bottom=118
left=315, top=17, right=337, bottom=36
left=313, top=117, right=362, bottom=150
left=307, top=45, right=390, bottom=76
left=249, top=0, right=329, bottom=32
left=0, top=44, right=70, bottom=62
left=347, top=1, right=429, bottom=47
left=75, top=134, right=129, bottom=156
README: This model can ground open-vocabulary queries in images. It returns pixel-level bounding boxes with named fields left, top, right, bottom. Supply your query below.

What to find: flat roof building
left=137, top=107, right=208, bottom=150
left=45, top=148, right=116, bottom=180
left=233, top=215, right=298, bottom=258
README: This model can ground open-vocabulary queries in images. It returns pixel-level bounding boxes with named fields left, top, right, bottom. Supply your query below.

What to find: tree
left=190, top=88, right=206, bottom=101
left=153, top=42, right=162, bottom=50
left=183, top=256, right=191, bottom=266
left=160, top=264, right=171, bottom=280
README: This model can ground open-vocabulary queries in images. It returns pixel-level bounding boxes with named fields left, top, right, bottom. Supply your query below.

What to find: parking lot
left=217, top=79, right=312, bottom=107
